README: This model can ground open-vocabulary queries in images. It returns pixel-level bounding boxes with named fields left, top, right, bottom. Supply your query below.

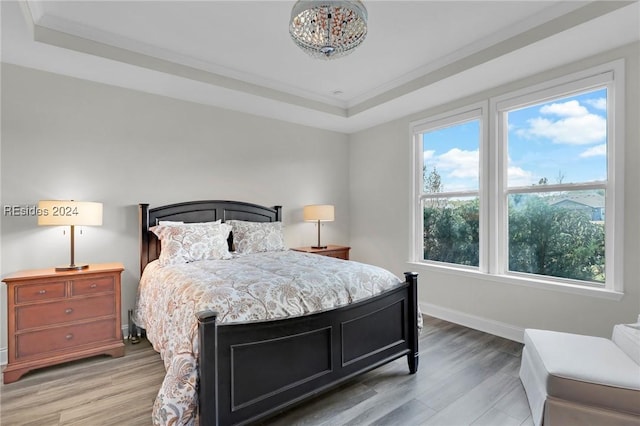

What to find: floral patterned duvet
left=134, top=249, right=409, bottom=426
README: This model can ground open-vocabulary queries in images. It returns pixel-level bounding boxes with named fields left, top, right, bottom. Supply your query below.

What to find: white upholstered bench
left=519, top=325, right=640, bottom=426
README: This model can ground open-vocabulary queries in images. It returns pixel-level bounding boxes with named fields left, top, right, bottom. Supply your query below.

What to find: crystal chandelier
left=289, top=1, right=368, bottom=60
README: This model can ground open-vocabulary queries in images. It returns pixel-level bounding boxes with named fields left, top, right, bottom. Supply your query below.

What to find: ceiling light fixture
left=289, top=1, right=368, bottom=60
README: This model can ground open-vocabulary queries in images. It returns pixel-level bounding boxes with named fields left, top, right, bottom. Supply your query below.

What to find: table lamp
left=38, top=200, right=103, bottom=271
left=303, top=204, right=334, bottom=249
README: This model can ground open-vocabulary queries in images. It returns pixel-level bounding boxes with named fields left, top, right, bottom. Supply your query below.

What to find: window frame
left=410, top=59, right=625, bottom=297
left=412, top=102, right=488, bottom=272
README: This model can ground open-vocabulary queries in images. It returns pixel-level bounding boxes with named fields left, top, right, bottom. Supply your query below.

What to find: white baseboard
left=0, top=325, right=131, bottom=367
left=420, top=302, right=525, bottom=343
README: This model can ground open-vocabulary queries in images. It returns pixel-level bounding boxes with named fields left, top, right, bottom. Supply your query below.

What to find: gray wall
left=0, top=64, right=350, bottom=360
left=349, top=42, right=640, bottom=340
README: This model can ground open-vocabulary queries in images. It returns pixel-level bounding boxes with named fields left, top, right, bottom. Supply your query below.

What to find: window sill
left=407, top=261, right=624, bottom=301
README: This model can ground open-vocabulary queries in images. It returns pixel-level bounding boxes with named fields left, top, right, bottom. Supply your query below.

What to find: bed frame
left=139, top=200, right=419, bottom=426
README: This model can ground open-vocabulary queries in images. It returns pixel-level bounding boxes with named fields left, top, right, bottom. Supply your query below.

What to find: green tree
left=423, top=193, right=605, bottom=283
left=423, top=198, right=479, bottom=266
left=508, top=196, right=605, bottom=282
left=424, top=166, right=443, bottom=193
left=423, top=166, right=447, bottom=209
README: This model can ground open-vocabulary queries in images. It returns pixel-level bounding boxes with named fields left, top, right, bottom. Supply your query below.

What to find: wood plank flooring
left=0, top=316, right=533, bottom=425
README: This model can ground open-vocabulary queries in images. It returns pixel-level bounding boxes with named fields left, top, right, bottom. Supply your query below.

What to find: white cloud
left=517, top=100, right=606, bottom=145
left=423, top=150, right=435, bottom=162
left=585, top=98, right=607, bottom=111
left=508, top=166, right=535, bottom=187
left=436, top=148, right=479, bottom=179
left=580, top=144, right=607, bottom=158
left=540, top=100, right=587, bottom=117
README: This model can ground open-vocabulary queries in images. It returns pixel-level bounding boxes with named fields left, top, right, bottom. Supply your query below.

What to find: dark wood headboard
left=139, top=200, right=282, bottom=274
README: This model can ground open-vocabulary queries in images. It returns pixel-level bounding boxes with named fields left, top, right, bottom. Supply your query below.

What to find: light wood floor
left=0, top=316, right=533, bottom=425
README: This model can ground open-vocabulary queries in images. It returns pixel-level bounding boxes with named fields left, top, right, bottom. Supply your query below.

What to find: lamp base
left=311, top=245, right=328, bottom=249
left=55, top=264, right=89, bottom=272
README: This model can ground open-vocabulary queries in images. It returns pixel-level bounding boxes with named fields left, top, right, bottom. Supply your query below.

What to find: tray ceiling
left=2, top=1, right=638, bottom=132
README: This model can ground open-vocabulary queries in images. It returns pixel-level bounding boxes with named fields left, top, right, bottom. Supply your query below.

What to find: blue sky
left=423, top=88, right=608, bottom=192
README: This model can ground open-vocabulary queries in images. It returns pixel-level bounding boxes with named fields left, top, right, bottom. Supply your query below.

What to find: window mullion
left=479, top=102, right=490, bottom=274
left=494, top=109, right=509, bottom=276
left=506, top=182, right=607, bottom=194
left=420, top=190, right=478, bottom=200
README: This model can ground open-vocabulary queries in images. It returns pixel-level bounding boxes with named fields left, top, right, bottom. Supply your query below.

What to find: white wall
left=349, top=42, right=640, bottom=341
left=1, top=43, right=638, bottom=365
left=0, top=64, right=350, bottom=361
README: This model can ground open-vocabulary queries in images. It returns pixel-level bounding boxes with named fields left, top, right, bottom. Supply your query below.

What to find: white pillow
left=226, top=220, right=286, bottom=254
left=151, top=221, right=231, bottom=266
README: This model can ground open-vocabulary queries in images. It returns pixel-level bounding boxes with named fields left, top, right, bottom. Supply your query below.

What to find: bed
left=137, top=200, right=420, bottom=426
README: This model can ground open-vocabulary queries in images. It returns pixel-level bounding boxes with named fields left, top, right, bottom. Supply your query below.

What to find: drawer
left=71, top=276, right=114, bottom=296
left=16, top=295, right=115, bottom=330
left=15, top=281, right=66, bottom=303
left=323, top=250, right=348, bottom=260
left=16, top=319, right=117, bottom=358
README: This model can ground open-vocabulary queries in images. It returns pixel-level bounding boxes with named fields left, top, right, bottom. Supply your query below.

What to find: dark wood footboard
left=197, top=272, right=419, bottom=426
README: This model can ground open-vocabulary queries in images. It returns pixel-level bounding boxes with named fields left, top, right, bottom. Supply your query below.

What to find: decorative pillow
left=226, top=220, right=286, bottom=254
left=150, top=222, right=232, bottom=266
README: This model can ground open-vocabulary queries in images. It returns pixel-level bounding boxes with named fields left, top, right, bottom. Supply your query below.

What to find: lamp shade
left=38, top=201, right=103, bottom=226
left=303, top=204, right=335, bottom=222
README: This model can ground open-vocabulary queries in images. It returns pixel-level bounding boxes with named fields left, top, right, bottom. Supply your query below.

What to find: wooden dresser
left=2, top=263, right=125, bottom=384
left=291, top=245, right=351, bottom=260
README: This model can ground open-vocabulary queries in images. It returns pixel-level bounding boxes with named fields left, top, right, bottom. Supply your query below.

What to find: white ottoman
left=520, top=328, right=640, bottom=426
left=613, top=323, right=640, bottom=364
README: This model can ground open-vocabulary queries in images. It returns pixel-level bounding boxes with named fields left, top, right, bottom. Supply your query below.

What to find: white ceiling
left=2, top=1, right=639, bottom=133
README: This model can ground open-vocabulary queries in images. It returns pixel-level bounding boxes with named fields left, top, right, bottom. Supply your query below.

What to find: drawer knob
left=38, top=289, right=47, bottom=295
left=65, top=308, right=74, bottom=314
left=89, top=283, right=97, bottom=289
left=65, top=334, right=74, bottom=340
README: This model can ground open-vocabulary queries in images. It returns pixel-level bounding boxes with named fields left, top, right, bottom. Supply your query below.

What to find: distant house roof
left=549, top=193, right=605, bottom=209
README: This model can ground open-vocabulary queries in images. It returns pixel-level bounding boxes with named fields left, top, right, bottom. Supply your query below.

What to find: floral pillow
left=151, top=221, right=232, bottom=266
left=226, top=220, right=286, bottom=254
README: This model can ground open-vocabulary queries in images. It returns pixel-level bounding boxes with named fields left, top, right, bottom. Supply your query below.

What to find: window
left=412, top=61, right=624, bottom=293
left=414, top=108, right=484, bottom=268
left=502, top=89, right=608, bottom=284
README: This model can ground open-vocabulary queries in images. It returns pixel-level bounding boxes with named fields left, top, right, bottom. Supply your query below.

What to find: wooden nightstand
left=2, top=263, right=125, bottom=384
left=292, top=245, right=351, bottom=260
